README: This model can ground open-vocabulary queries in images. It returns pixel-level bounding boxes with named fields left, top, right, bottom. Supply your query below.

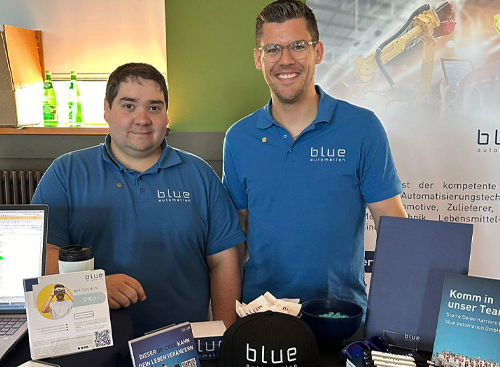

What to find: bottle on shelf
left=68, top=71, right=83, bottom=127
left=42, top=71, right=58, bottom=127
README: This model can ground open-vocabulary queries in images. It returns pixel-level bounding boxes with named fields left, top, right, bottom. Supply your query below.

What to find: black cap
left=218, top=311, right=320, bottom=367
left=59, top=245, right=93, bottom=262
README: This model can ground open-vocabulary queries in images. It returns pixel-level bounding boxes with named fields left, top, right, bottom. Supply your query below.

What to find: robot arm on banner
left=354, top=2, right=455, bottom=98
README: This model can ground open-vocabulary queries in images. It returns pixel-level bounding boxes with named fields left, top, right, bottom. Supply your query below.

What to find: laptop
left=0, top=204, right=47, bottom=360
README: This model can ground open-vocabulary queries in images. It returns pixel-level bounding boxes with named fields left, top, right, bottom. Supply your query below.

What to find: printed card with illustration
left=23, top=269, right=113, bottom=359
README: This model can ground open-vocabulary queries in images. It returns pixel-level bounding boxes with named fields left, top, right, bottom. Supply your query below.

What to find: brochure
left=23, top=269, right=113, bottom=359
left=433, top=273, right=500, bottom=363
left=129, top=322, right=201, bottom=367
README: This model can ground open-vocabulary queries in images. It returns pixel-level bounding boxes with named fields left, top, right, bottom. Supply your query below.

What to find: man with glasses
left=41, top=284, right=73, bottom=320
left=222, top=0, right=406, bottom=317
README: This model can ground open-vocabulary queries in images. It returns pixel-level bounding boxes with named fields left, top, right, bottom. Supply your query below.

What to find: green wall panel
left=165, top=0, right=272, bottom=132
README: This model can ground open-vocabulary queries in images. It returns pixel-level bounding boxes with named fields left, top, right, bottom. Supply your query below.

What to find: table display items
left=129, top=322, right=200, bottom=367
left=23, top=269, right=113, bottom=359
left=342, top=335, right=433, bottom=367
left=42, top=71, right=58, bottom=127
left=365, top=217, right=473, bottom=351
left=236, top=291, right=301, bottom=317
left=217, top=311, right=320, bottom=367
left=301, top=299, right=363, bottom=344
left=347, top=351, right=433, bottom=367
left=341, top=336, right=392, bottom=360
left=191, top=321, right=225, bottom=361
left=433, top=273, right=500, bottom=364
left=67, top=71, right=83, bottom=127
left=58, top=245, right=94, bottom=274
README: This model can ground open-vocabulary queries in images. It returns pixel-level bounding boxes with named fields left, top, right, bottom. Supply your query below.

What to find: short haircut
left=54, top=284, right=65, bottom=289
left=255, top=0, right=319, bottom=46
left=105, top=63, right=168, bottom=109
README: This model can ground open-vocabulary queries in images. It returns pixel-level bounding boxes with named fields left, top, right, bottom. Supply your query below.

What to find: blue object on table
left=301, top=299, right=363, bottom=344
left=340, top=335, right=391, bottom=359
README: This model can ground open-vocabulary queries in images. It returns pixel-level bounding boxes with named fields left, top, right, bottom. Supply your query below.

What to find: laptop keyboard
left=0, top=317, right=26, bottom=336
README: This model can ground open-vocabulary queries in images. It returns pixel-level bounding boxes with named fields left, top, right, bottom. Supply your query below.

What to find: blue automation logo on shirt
left=310, top=147, right=346, bottom=162
left=157, top=189, right=192, bottom=203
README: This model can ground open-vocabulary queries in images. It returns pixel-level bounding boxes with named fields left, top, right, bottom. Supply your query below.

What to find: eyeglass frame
left=257, top=40, right=319, bottom=62
left=339, top=335, right=392, bottom=359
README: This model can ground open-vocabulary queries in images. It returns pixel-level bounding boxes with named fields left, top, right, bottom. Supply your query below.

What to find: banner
left=311, top=0, right=500, bottom=285
left=433, top=273, right=500, bottom=362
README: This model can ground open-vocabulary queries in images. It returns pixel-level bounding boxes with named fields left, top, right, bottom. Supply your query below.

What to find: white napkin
left=236, top=291, right=301, bottom=317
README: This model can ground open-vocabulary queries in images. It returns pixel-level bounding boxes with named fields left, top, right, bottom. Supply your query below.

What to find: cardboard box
left=0, top=24, right=43, bottom=126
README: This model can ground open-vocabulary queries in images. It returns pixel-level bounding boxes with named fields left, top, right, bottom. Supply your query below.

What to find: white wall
left=0, top=0, right=166, bottom=76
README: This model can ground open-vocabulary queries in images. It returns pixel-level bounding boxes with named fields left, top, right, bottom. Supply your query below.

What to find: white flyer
left=23, top=269, right=113, bottom=359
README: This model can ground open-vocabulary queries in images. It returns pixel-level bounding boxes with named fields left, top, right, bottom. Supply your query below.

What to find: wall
left=165, top=0, right=271, bottom=132
left=0, top=0, right=167, bottom=75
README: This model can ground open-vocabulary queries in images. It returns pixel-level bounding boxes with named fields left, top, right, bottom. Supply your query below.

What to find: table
left=4, top=319, right=430, bottom=367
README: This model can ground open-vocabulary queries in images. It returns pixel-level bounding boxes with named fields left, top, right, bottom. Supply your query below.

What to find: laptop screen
left=0, top=205, right=47, bottom=312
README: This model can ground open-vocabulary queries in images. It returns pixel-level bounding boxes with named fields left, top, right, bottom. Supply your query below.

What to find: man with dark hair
left=105, top=63, right=168, bottom=110
left=222, top=0, right=407, bottom=316
left=33, top=62, right=245, bottom=336
left=41, top=284, right=73, bottom=320
left=255, top=0, right=319, bottom=46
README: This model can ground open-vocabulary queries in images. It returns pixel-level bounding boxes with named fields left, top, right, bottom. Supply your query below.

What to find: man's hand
left=105, top=274, right=147, bottom=309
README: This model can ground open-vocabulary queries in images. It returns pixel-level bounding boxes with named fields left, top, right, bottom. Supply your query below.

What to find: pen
left=371, top=351, right=415, bottom=362
left=364, top=356, right=416, bottom=367
left=364, top=351, right=432, bottom=367
left=372, top=356, right=416, bottom=366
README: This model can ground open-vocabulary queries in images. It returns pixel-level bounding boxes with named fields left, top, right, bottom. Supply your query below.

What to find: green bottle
left=68, top=71, right=83, bottom=127
left=42, top=71, right=58, bottom=127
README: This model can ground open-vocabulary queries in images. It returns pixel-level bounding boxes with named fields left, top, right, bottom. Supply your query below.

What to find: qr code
left=94, top=329, right=111, bottom=347
left=181, top=357, right=197, bottom=367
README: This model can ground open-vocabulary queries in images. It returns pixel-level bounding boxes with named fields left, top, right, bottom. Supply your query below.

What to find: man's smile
left=276, top=72, right=299, bottom=79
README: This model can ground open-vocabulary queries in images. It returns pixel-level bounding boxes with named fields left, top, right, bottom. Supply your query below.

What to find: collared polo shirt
left=222, top=86, right=402, bottom=312
left=33, top=135, right=245, bottom=335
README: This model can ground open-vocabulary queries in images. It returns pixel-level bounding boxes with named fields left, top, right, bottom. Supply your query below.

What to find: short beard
left=273, top=84, right=307, bottom=104
left=266, top=72, right=310, bottom=105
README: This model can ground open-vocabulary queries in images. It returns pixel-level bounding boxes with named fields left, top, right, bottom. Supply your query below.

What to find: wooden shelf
left=0, top=126, right=108, bottom=135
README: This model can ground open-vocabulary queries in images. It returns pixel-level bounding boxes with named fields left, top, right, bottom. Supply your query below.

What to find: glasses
left=258, top=40, right=318, bottom=62
left=54, top=288, right=66, bottom=295
left=340, top=336, right=391, bottom=359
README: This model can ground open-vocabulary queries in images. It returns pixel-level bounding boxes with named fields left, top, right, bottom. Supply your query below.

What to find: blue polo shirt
left=32, top=135, right=245, bottom=336
left=222, top=86, right=402, bottom=313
